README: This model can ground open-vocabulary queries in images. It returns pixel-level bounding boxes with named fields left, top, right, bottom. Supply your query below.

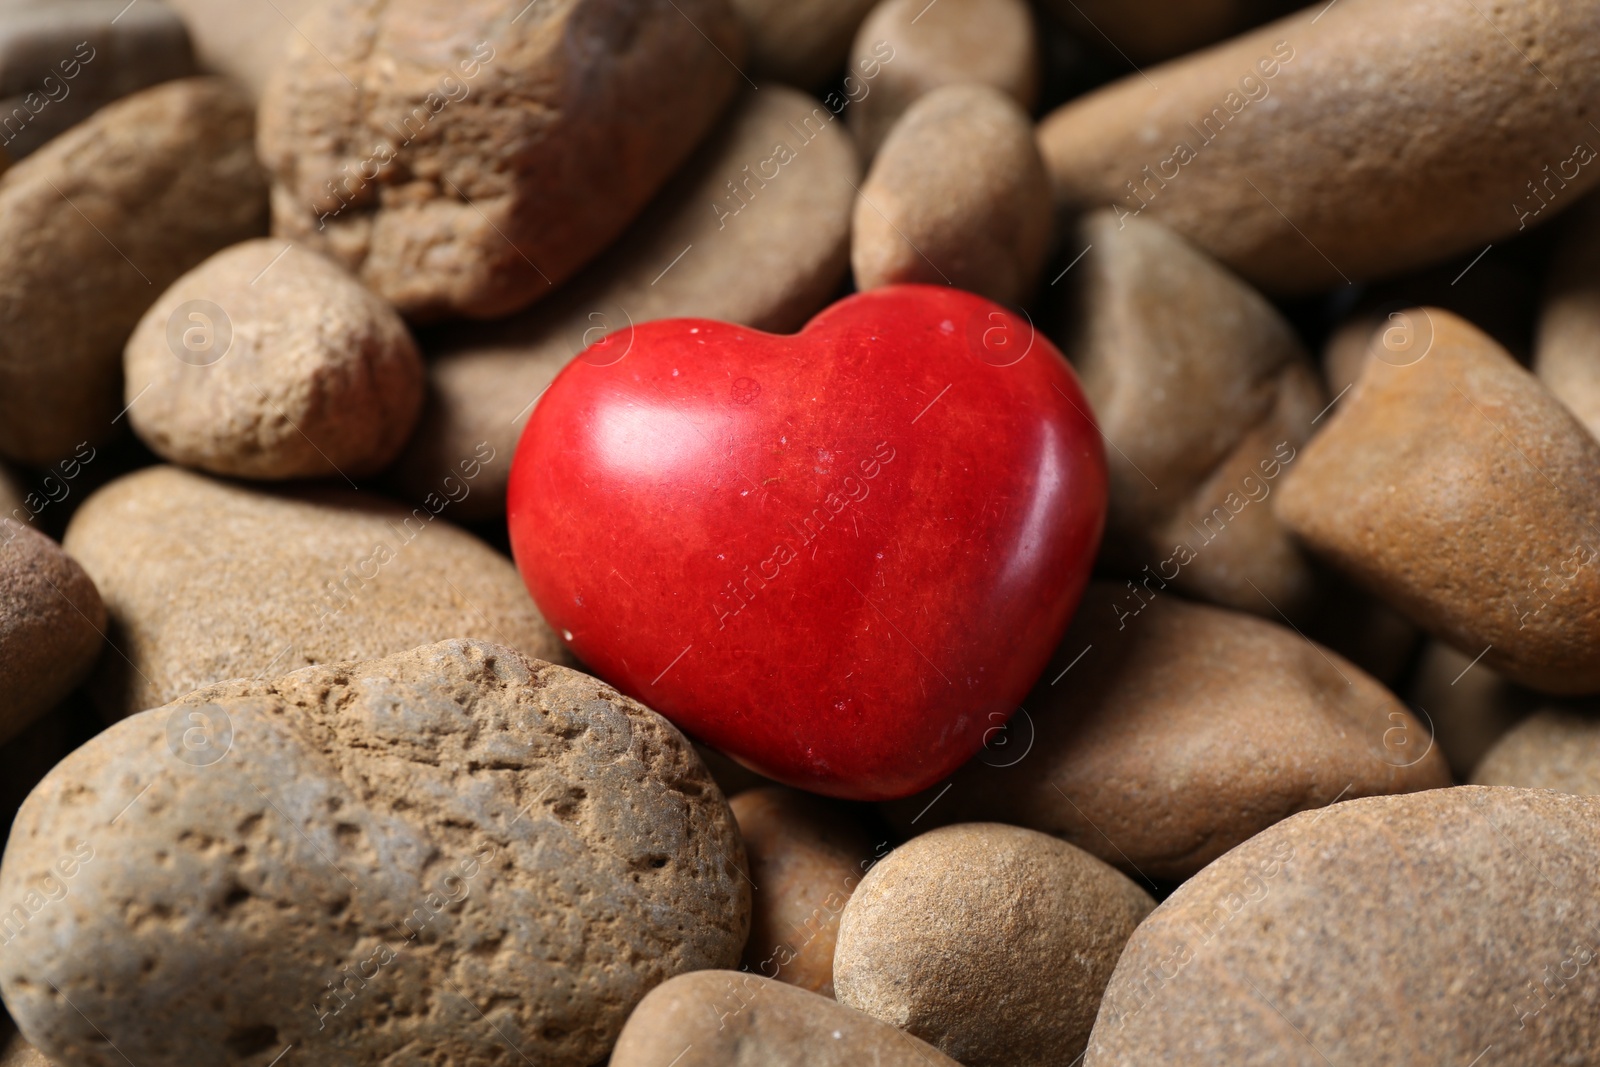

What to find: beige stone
left=0, top=77, right=266, bottom=466
left=1277, top=308, right=1600, bottom=694
left=848, top=0, right=1037, bottom=158
left=1536, top=197, right=1600, bottom=439
left=0, top=522, right=104, bottom=741
left=0, top=639, right=749, bottom=1066
left=730, top=786, right=880, bottom=997
left=834, top=823, right=1152, bottom=1066
left=1409, top=640, right=1535, bottom=779
left=612, top=970, right=961, bottom=1067
left=123, top=239, right=424, bottom=480
left=389, top=85, right=858, bottom=519
left=257, top=0, right=742, bottom=321
left=1472, top=709, right=1600, bottom=795
left=1061, top=210, right=1323, bottom=615
left=1039, top=0, right=1600, bottom=294
left=1085, top=787, right=1600, bottom=1066
left=62, top=465, right=565, bottom=718
left=730, top=0, right=877, bottom=88
left=886, top=583, right=1449, bottom=880
left=852, top=83, right=1050, bottom=305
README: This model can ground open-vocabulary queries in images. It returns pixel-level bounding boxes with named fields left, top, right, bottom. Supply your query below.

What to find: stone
left=256, top=0, right=742, bottom=321
left=1536, top=198, right=1600, bottom=439
left=1085, top=787, right=1600, bottom=1066
left=388, top=85, right=858, bottom=520
left=1409, top=640, right=1536, bottom=780
left=1038, top=0, right=1600, bottom=294
left=852, top=83, right=1050, bottom=306
left=847, top=0, right=1038, bottom=159
left=0, top=521, right=104, bottom=742
left=61, top=465, right=565, bottom=719
left=159, top=0, right=313, bottom=100
left=730, top=0, right=877, bottom=89
left=0, top=0, right=194, bottom=158
left=1039, top=0, right=1298, bottom=63
left=1276, top=308, right=1600, bottom=694
left=612, top=970, right=962, bottom=1067
left=1060, top=210, right=1323, bottom=615
left=0, top=639, right=749, bottom=1066
left=885, top=583, right=1450, bottom=880
left=0, top=1028, right=50, bottom=1067
left=1472, top=709, right=1600, bottom=795
left=730, top=786, right=881, bottom=997
left=0, top=76, right=266, bottom=467
left=833, top=823, right=1152, bottom=1066
left=123, top=239, right=425, bottom=480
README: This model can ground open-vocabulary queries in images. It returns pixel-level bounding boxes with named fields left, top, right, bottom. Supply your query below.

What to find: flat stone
left=0, top=521, right=104, bottom=741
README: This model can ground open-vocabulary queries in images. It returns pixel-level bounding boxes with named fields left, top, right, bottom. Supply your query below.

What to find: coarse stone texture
left=0, top=639, right=749, bottom=1066
left=1536, top=197, right=1600, bottom=440
left=729, top=0, right=877, bottom=88
left=612, top=970, right=962, bottom=1066
left=1473, top=709, right=1600, bottom=795
left=1038, top=0, right=1600, bottom=294
left=0, top=522, right=104, bottom=742
left=1276, top=308, right=1600, bottom=694
left=885, top=583, right=1450, bottom=880
left=847, top=0, right=1037, bottom=159
left=1060, top=210, right=1323, bottom=615
left=834, top=823, right=1154, bottom=1066
left=730, top=786, right=880, bottom=997
left=1085, top=787, right=1600, bottom=1066
left=852, top=83, right=1050, bottom=306
left=124, top=239, right=424, bottom=480
left=389, top=85, right=858, bottom=519
left=256, top=0, right=742, bottom=321
left=62, top=465, right=565, bottom=718
left=0, top=76, right=267, bottom=466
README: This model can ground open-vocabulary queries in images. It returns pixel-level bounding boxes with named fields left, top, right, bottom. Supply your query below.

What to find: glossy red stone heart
left=508, top=285, right=1106, bottom=800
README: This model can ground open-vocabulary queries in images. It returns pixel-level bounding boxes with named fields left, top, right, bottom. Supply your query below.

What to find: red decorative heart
left=508, top=285, right=1106, bottom=800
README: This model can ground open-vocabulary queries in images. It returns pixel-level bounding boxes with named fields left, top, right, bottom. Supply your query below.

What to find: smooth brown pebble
left=847, top=0, right=1037, bottom=158
left=887, top=582, right=1449, bottom=880
left=1061, top=210, right=1323, bottom=614
left=1536, top=197, right=1600, bottom=439
left=852, top=84, right=1049, bottom=305
left=62, top=465, right=565, bottom=718
left=0, top=77, right=266, bottom=466
left=0, top=522, right=104, bottom=742
left=1086, top=788, right=1600, bottom=1066
left=730, top=0, right=878, bottom=88
left=834, top=823, right=1153, bottom=1067
left=1409, top=640, right=1536, bottom=779
left=1276, top=308, right=1600, bottom=694
left=123, top=239, right=424, bottom=480
left=1472, top=709, right=1600, bottom=795
left=390, top=85, right=858, bottom=519
left=1038, top=0, right=1600, bottom=294
left=257, top=0, right=741, bottom=320
left=612, top=970, right=961, bottom=1067
left=730, top=786, right=881, bottom=997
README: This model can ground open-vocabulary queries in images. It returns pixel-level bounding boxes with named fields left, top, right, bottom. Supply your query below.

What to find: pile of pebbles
left=1, top=0, right=1599, bottom=1063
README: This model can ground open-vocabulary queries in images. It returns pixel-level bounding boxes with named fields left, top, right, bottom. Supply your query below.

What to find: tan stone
left=388, top=85, right=858, bottom=519
left=1085, top=787, right=1600, bottom=1066
left=730, top=0, right=878, bottom=88
left=0, top=639, right=749, bottom=1066
left=730, top=786, right=881, bottom=997
left=1472, top=709, right=1600, bottom=795
left=1536, top=197, right=1600, bottom=439
left=1038, top=0, right=1600, bottom=294
left=852, top=83, right=1050, bottom=305
left=847, top=0, right=1037, bottom=158
left=1061, top=210, right=1323, bottom=615
left=886, top=583, right=1449, bottom=880
left=834, top=823, right=1152, bottom=1066
left=612, top=970, right=961, bottom=1067
left=61, top=465, right=565, bottom=718
left=1409, top=640, right=1536, bottom=780
left=257, top=0, right=741, bottom=321
left=0, top=522, right=104, bottom=741
left=0, top=77, right=266, bottom=466
left=1276, top=308, right=1600, bottom=694
left=123, top=239, right=424, bottom=480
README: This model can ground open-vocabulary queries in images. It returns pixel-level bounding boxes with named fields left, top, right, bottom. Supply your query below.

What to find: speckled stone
left=1472, top=709, right=1600, bottom=795
left=0, top=522, right=104, bottom=741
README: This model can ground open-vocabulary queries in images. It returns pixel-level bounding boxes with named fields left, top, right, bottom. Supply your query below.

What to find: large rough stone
left=0, top=639, right=749, bottom=1066
left=389, top=85, right=858, bottom=519
left=0, top=521, right=104, bottom=742
left=1276, top=308, right=1600, bottom=694
left=834, top=823, right=1154, bottom=1066
left=1086, top=787, right=1600, bottom=1066
left=257, top=0, right=742, bottom=321
left=0, top=76, right=266, bottom=466
left=61, top=465, right=565, bottom=718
